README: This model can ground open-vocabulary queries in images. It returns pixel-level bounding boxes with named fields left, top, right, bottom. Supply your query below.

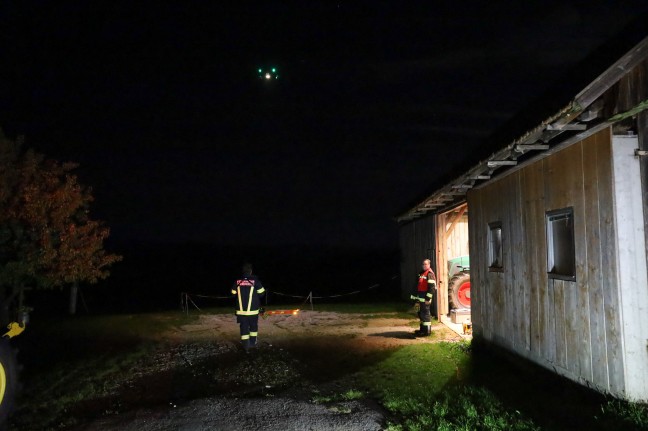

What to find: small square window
left=488, top=222, right=503, bottom=271
left=546, top=208, right=576, bottom=280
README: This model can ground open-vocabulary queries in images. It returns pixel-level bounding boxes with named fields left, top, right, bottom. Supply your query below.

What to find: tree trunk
left=69, top=282, right=78, bottom=315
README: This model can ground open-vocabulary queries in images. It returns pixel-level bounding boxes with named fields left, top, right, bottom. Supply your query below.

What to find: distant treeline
left=29, top=242, right=402, bottom=314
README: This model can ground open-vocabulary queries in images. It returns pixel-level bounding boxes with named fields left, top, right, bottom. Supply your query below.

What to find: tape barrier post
left=180, top=292, right=188, bottom=316
left=307, top=291, right=313, bottom=324
left=185, top=293, right=192, bottom=315
left=185, top=294, right=202, bottom=314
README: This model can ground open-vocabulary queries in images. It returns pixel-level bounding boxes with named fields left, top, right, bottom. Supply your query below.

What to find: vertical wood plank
left=480, top=185, right=492, bottom=339
left=467, top=191, right=482, bottom=337
left=493, top=182, right=506, bottom=344
left=477, top=197, right=485, bottom=339
left=572, top=139, right=597, bottom=382
left=583, top=131, right=609, bottom=390
left=597, top=130, right=625, bottom=394
left=507, top=173, right=523, bottom=349
left=522, top=162, right=540, bottom=352
left=545, top=154, right=559, bottom=361
left=531, top=158, right=550, bottom=362
left=560, top=143, right=591, bottom=378
left=545, top=142, right=585, bottom=372
left=436, top=213, right=448, bottom=318
left=500, top=174, right=520, bottom=347
left=483, top=182, right=501, bottom=341
left=535, top=160, right=551, bottom=362
left=553, top=279, right=567, bottom=368
left=574, top=140, right=593, bottom=383
left=515, top=170, right=531, bottom=351
left=497, top=175, right=509, bottom=346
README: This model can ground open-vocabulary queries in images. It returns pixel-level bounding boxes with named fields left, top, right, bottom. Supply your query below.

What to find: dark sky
left=2, top=1, right=648, bottom=249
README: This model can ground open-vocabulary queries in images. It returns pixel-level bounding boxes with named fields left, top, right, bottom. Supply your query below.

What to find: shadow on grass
left=276, top=336, right=397, bottom=383
left=368, top=331, right=415, bottom=340
left=466, top=342, right=647, bottom=431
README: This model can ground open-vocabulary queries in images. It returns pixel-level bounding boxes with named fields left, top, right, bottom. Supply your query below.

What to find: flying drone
left=258, top=67, right=279, bottom=80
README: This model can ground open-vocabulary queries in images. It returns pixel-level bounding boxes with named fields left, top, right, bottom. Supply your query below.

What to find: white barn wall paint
left=612, top=135, right=648, bottom=401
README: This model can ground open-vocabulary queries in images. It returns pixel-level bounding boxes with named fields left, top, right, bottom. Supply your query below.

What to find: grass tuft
left=341, top=389, right=364, bottom=400
left=312, top=388, right=364, bottom=404
left=597, top=398, right=648, bottom=429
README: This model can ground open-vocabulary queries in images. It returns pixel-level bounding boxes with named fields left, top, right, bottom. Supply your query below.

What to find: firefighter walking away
left=231, top=262, right=266, bottom=352
left=410, top=258, right=436, bottom=337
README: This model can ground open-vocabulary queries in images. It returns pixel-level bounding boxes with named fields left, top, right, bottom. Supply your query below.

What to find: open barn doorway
left=434, top=203, right=471, bottom=332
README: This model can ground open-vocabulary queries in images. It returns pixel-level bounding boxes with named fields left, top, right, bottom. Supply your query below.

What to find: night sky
left=2, top=1, right=648, bottom=251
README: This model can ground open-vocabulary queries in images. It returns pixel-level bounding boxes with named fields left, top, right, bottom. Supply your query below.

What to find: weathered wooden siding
left=435, top=205, right=469, bottom=315
left=399, top=215, right=436, bottom=298
left=468, top=128, right=628, bottom=396
left=434, top=214, right=447, bottom=316
left=444, top=214, right=469, bottom=259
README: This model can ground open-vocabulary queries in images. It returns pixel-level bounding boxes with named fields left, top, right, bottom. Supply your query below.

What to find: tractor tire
left=448, top=271, right=471, bottom=310
left=0, top=338, right=18, bottom=425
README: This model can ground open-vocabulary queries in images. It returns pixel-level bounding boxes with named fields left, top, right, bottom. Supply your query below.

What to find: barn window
left=546, top=208, right=576, bottom=280
left=488, top=222, right=503, bottom=271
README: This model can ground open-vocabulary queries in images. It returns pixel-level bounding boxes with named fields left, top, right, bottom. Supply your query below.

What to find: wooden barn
left=398, top=36, right=648, bottom=402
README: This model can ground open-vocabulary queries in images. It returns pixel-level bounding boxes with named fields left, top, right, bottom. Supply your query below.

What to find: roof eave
left=397, top=36, right=648, bottom=224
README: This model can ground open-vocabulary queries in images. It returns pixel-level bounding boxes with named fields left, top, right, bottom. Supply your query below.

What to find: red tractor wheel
left=448, top=271, right=471, bottom=309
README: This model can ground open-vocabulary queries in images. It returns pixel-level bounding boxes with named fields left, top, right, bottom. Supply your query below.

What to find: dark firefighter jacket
left=231, top=275, right=266, bottom=316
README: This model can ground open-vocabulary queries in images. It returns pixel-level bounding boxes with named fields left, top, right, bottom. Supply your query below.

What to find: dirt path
left=173, top=310, right=461, bottom=346
left=69, top=311, right=460, bottom=431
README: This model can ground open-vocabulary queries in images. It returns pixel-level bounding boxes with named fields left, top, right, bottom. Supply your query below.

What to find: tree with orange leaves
left=0, top=130, right=121, bottom=314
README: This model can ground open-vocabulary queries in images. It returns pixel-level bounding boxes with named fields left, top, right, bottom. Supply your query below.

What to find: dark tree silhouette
left=0, top=130, right=122, bottom=314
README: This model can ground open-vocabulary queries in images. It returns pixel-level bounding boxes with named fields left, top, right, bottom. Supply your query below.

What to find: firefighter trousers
left=237, top=314, right=259, bottom=349
left=417, top=302, right=432, bottom=335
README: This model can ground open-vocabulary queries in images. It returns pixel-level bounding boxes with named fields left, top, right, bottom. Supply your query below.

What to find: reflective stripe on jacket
left=417, top=269, right=437, bottom=300
left=231, top=275, right=265, bottom=315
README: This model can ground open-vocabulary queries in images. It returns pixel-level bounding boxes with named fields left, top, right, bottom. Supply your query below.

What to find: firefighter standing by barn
left=231, top=263, right=266, bottom=352
left=411, top=258, right=437, bottom=337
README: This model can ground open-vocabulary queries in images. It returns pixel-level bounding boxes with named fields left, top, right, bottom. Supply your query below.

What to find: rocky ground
left=23, top=311, right=462, bottom=431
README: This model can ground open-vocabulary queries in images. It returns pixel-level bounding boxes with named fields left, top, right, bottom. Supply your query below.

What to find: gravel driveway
left=65, top=311, right=460, bottom=430
left=74, top=396, right=384, bottom=431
